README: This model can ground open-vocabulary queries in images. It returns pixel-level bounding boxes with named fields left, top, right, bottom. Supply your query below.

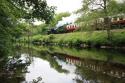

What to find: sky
left=46, top=0, right=82, bottom=13
left=34, top=0, right=82, bottom=25
left=46, top=0, right=124, bottom=13
left=46, top=0, right=82, bottom=27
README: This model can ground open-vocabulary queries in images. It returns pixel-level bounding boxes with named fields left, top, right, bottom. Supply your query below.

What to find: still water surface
left=0, top=45, right=125, bottom=83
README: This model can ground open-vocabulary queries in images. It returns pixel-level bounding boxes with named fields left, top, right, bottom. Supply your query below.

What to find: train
left=47, top=15, right=125, bottom=34
left=111, top=16, right=125, bottom=28
left=47, top=24, right=79, bottom=34
left=91, top=16, right=125, bottom=30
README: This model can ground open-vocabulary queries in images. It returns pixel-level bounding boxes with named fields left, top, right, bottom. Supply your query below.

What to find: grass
left=20, top=29, right=125, bottom=47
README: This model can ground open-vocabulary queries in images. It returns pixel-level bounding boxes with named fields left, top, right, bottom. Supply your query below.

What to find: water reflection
left=64, top=56, right=125, bottom=83
left=25, top=56, right=75, bottom=83
left=0, top=54, right=31, bottom=83
left=0, top=45, right=125, bottom=83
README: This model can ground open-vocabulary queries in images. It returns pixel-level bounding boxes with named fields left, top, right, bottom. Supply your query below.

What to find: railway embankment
left=20, top=29, right=125, bottom=48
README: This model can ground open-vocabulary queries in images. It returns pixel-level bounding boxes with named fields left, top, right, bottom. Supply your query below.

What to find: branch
left=95, top=3, right=104, bottom=8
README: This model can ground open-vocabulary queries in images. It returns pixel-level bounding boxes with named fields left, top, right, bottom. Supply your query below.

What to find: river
left=0, top=45, right=125, bottom=83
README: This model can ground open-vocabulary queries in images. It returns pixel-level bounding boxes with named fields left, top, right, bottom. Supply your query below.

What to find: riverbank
left=20, top=29, right=125, bottom=48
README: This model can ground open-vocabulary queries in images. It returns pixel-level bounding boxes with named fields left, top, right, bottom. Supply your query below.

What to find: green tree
left=11, top=0, right=56, bottom=24
left=76, top=0, right=125, bottom=41
left=49, top=12, right=71, bottom=27
left=0, top=0, right=55, bottom=56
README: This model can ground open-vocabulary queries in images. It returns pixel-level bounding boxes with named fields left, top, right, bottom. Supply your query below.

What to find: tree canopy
left=0, top=0, right=56, bottom=56
left=49, top=12, right=71, bottom=27
left=76, top=0, right=125, bottom=22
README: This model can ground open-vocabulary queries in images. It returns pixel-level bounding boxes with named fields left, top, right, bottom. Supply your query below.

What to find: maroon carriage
left=65, top=24, right=79, bottom=32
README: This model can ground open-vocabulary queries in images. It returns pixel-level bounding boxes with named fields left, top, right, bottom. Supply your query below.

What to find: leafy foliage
left=76, top=0, right=125, bottom=23
left=0, top=0, right=55, bottom=56
left=11, top=0, right=56, bottom=23
left=76, top=0, right=125, bottom=41
left=49, top=12, right=71, bottom=27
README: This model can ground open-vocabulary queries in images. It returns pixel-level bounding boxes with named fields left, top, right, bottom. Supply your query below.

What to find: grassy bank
left=20, top=29, right=125, bottom=48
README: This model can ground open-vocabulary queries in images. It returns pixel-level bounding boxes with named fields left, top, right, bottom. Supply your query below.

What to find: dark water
left=0, top=45, right=125, bottom=83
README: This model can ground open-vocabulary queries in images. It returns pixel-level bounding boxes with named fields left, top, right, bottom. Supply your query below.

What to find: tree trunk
left=104, top=17, right=111, bottom=41
left=103, top=0, right=111, bottom=42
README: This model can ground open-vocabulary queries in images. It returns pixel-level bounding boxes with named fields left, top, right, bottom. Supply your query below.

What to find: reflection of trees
left=48, top=46, right=125, bottom=64
left=74, top=60, right=125, bottom=83
left=0, top=45, right=33, bottom=83
left=53, top=51, right=125, bottom=83
left=75, top=66, right=117, bottom=83
left=17, top=45, right=125, bottom=83
left=20, top=45, right=69, bottom=74
left=0, top=55, right=31, bottom=83
left=39, top=51, right=69, bottom=73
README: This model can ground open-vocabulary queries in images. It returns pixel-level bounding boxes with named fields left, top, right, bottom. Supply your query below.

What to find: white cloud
left=34, top=0, right=82, bottom=25
left=46, top=0, right=82, bottom=13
